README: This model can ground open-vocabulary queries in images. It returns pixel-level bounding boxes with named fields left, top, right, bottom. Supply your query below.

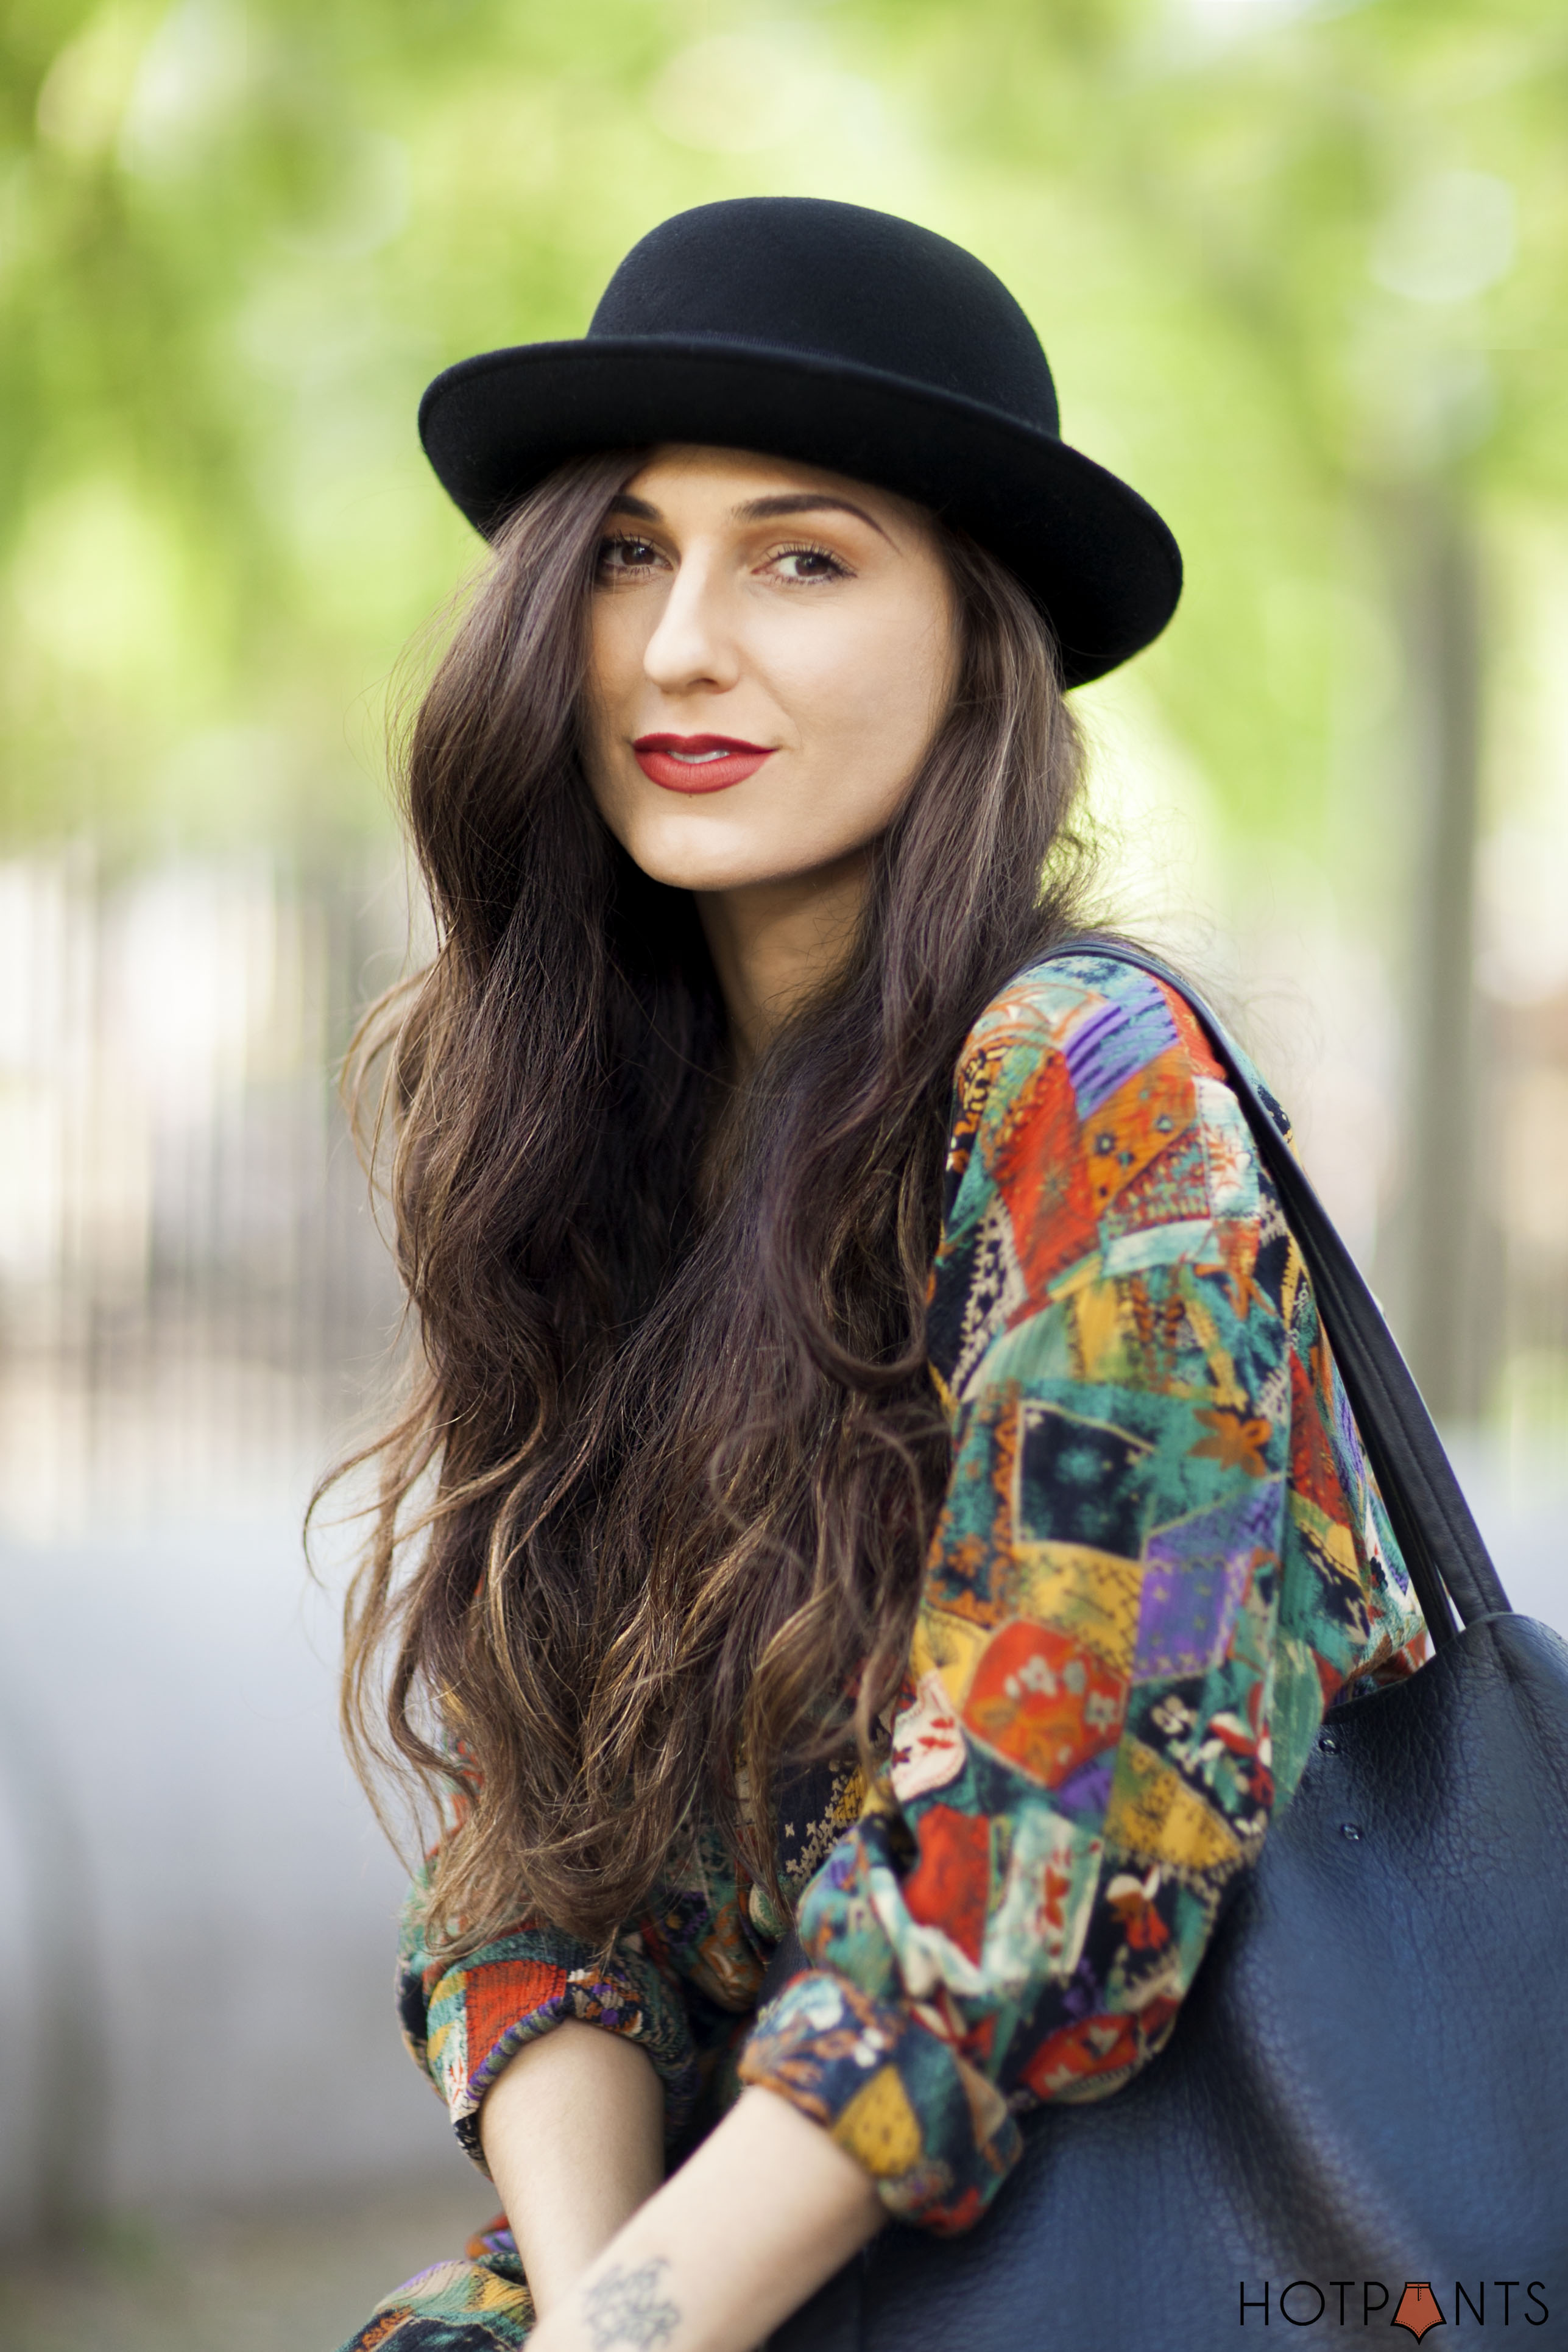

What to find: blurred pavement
left=0, top=2174, right=496, bottom=2352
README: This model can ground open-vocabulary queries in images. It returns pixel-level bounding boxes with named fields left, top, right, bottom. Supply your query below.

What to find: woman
left=338, top=199, right=1425, bottom=2352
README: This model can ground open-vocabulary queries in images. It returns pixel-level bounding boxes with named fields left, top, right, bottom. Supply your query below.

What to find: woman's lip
left=632, top=735, right=777, bottom=794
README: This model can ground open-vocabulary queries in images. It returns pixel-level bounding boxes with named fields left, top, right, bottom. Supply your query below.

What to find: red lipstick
left=633, top=733, right=775, bottom=793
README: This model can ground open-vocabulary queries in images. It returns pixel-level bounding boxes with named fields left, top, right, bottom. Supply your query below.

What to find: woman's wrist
left=527, top=2085, right=883, bottom=2352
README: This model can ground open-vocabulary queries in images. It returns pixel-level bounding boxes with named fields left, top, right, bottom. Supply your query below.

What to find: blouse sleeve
left=398, top=1823, right=765, bottom=2170
left=737, top=958, right=1424, bottom=2233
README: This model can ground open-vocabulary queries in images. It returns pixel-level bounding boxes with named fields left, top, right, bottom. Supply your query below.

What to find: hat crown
left=588, top=197, right=1061, bottom=439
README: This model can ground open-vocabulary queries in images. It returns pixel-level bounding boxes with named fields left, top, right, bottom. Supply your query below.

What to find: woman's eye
left=596, top=535, right=664, bottom=576
left=771, top=545, right=849, bottom=584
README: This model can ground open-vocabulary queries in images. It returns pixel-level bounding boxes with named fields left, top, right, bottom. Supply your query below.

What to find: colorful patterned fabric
left=341, top=955, right=1425, bottom=2344
left=344, top=2216, right=533, bottom=2351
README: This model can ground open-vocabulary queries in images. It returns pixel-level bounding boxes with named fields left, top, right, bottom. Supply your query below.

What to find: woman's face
left=581, top=445, right=961, bottom=897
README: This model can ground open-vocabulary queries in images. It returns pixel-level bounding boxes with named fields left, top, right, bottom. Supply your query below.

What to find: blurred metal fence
left=1489, top=987, right=1568, bottom=1448
left=4, top=838, right=1565, bottom=1525
left=0, top=846, right=412, bottom=1538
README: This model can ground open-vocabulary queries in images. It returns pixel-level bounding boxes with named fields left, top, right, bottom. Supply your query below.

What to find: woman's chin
left=617, top=819, right=832, bottom=899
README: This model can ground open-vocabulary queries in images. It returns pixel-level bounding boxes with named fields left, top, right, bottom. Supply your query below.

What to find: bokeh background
left=1, top=0, right=1565, bottom=2340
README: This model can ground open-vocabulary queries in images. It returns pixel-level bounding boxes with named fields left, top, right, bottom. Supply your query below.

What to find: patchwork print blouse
left=395, top=953, right=1426, bottom=2237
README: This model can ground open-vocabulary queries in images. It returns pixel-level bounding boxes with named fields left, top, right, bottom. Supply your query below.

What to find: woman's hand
left=481, top=2019, right=666, bottom=2318
left=524, top=2083, right=884, bottom=2352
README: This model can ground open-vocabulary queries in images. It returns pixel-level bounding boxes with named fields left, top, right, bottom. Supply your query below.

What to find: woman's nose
left=641, top=551, right=742, bottom=694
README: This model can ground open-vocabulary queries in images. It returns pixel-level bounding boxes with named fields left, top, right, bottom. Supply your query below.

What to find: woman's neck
left=696, top=849, right=871, bottom=1074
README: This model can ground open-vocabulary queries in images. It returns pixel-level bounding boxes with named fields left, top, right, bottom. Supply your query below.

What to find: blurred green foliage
left=0, top=0, right=1563, bottom=855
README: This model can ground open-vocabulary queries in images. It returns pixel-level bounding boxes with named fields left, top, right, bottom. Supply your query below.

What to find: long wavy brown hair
left=336, top=448, right=1092, bottom=1955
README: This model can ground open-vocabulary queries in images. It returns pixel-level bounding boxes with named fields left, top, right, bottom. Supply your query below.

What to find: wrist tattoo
left=582, top=2257, right=680, bottom=2350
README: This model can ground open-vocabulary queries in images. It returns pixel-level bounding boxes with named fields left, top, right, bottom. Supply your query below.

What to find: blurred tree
left=1, top=0, right=1564, bottom=1399
left=2, top=0, right=1562, bottom=835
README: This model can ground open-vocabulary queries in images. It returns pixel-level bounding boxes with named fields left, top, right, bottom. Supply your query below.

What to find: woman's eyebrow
left=734, top=492, right=891, bottom=542
left=606, top=488, right=893, bottom=542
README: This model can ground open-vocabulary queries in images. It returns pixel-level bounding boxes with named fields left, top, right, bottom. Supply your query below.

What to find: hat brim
left=418, top=338, right=1181, bottom=688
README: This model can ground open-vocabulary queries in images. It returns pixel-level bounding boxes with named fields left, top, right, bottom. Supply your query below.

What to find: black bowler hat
left=419, top=197, right=1181, bottom=687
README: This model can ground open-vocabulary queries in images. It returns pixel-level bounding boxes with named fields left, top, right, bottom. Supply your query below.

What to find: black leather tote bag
left=770, top=946, right=1568, bottom=2352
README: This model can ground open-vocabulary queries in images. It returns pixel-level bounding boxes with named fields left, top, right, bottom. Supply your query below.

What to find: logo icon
left=1392, top=2283, right=1446, bottom=2341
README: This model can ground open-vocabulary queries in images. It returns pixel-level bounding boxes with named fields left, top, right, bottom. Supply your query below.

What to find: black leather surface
left=766, top=948, right=1568, bottom=2351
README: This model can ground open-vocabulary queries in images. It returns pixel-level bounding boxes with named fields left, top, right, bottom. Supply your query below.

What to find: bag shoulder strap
left=1040, top=941, right=1511, bottom=1645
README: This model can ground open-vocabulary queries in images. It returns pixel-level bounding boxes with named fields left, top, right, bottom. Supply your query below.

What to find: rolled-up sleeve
left=739, top=958, right=1421, bottom=2232
left=399, top=1824, right=766, bottom=2169
left=397, top=1881, right=699, bottom=2166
